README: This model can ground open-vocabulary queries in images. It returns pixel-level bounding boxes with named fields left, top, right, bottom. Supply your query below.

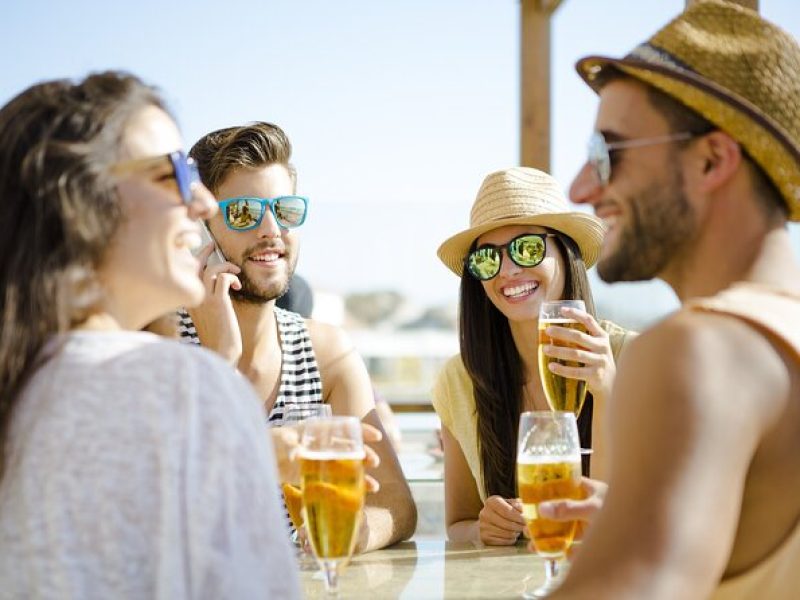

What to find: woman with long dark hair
left=433, top=167, right=634, bottom=546
left=0, top=72, right=300, bottom=598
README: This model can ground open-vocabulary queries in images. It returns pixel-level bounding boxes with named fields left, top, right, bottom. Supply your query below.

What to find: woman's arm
left=442, top=426, right=526, bottom=545
left=442, top=425, right=483, bottom=542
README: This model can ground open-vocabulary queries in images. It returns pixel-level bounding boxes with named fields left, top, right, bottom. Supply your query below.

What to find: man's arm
left=309, top=321, right=418, bottom=552
left=551, top=311, right=788, bottom=599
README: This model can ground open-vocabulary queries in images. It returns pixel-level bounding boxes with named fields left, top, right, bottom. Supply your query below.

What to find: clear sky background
left=2, top=1, right=798, bottom=328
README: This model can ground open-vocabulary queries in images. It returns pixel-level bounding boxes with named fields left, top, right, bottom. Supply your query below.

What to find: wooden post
left=686, top=0, right=758, bottom=10
left=520, top=0, right=563, bottom=171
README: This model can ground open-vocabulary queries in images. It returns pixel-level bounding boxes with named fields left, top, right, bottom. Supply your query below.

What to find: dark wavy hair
left=0, top=71, right=166, bottom=481
left=459, top=231, right=597, bottom=499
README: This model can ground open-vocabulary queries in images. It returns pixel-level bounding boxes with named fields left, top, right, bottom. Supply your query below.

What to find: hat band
left=627, top=43, right=693, bottom=72
left=615, top=58, right=800, bottom=169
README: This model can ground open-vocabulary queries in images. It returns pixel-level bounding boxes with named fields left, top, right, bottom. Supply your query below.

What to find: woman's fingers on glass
left=560, top=306, right=603, bottom=335
left=365, top=473, right=380, bottom=493
left=363, top=443, right=380, bottom=469
left=360, top=422, right=383, bottom=443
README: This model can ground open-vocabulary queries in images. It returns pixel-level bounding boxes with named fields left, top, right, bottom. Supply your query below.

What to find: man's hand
left=525, top=476, right=607, bottom=557
left=187, top=243, right=243, bottom=366
left=270, top=422, right=383, bottom=492
left=478, top=495, right=527, bottom=545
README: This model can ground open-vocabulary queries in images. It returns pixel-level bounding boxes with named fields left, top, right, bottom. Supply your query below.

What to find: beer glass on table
left=517, top=411, right=582, bottom=598
left=300, top=416, right=366, bottom=595
left=280, top=404, right=332, bottom=568
left=538, top=300, right=589, bottom=416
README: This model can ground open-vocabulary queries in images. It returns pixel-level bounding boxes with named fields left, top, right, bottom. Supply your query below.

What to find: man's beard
left=230, top=254, right=298, bottom=304
left=598, top=164, right=696, bottom=283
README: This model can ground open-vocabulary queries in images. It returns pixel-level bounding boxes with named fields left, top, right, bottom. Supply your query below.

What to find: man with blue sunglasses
left=178, top=121, right=417, bottom=554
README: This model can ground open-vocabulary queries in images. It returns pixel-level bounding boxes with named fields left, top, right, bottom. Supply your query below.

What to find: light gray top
left=0, top=331, right=300, bottom=600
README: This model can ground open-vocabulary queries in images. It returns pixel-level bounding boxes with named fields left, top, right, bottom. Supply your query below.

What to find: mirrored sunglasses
left=218, top=195, right=309, bottom=231
left=587, top=131, right=697, bottom=186
left=466, top=233, right=556, bottom=281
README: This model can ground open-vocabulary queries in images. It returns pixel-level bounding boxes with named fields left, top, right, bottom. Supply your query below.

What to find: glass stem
left=544, top=558, right=560, bottom=583
left=321, top=559, right=340, bottom=596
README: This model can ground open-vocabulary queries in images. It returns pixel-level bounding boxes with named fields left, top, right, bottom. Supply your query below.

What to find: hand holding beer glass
left=517, top=411, right=582, bottom=598
left=300, top=416, right=366, bottom=595
left=279, top=404, right=333, bottom=568
left=538, top=300, right=589, bottom=416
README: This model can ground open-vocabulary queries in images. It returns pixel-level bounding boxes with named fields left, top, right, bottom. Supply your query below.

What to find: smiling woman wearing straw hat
left=431, top=166, right=634, bottom=546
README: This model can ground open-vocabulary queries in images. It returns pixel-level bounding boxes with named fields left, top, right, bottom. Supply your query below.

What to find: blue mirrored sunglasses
left=218, top=196, right=309, bottom=231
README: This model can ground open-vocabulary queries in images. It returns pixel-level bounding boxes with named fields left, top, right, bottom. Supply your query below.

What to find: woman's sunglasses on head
left=111, top=151, right=200, bottom=204
left=218, top=196, right=309, bottom=231
left=466, top=233, right=556, bottom=281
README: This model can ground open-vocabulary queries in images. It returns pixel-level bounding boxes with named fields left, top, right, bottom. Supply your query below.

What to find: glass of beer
left=280, top=404, right=332, bottom=569
left=300, top=415, right=366, bottom=595
left=538, top=300, right=588, bottom=416
left=517, top=411, right=582, bottom=598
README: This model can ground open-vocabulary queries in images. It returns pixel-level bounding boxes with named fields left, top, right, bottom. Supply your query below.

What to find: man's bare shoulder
left=618, top=308, right=790, bottom=427
left=304, top=318, right=367, bottom=380
left=305, top=318, right=354, bottom=360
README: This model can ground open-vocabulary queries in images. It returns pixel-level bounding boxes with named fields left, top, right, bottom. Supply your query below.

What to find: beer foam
left=299, top=450, right=366, bottom=461
left=539, top=318, right=579, bottom=325
left=517, top=454, right=580, bottom=465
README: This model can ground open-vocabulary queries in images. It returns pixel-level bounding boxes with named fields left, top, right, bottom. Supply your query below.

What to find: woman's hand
left=186, top=243, right=243, bottom=366
left=540, top=307, right=616, bottom=403
left=478, top=495, right=527, bottom=546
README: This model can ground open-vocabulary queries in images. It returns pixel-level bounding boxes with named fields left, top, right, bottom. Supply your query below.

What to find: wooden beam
left=685, top=0, right=758, bottom=10
left=520, top=0, right=552, bottom=170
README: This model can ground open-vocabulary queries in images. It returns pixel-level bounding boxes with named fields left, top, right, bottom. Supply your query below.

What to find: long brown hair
left=459, top=231, right=597, bottom=499
left=0, top=72, right=166, bottom=480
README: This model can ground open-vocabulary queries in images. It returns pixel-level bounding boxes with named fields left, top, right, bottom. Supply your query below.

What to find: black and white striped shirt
left=177, top=307, right=324, bottom=423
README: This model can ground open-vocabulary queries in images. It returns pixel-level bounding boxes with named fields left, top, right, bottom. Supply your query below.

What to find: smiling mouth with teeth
left=503, top=281, right=539, bottom=298
left=249, top=252, right=282, bottom=263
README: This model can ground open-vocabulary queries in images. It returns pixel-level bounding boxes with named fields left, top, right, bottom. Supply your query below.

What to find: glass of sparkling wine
left=280, top=404, right=333, bottom=569
left=538, top=300, right=589, bottom=417
left=517, top=411, right=582, bottom=598
left=300, top=416, right=366, bottom=595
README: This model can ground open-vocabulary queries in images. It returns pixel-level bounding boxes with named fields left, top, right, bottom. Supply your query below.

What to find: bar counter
left=301, top=540, right=546, bottom=599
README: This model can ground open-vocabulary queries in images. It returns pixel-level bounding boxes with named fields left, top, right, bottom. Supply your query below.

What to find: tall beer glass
left=538, top=300, right=588, bottom=416
left=300, top=416, right=366, bottom=595
left=517, top=411, right=582, bottom=598
left=280, top=404, right=332, bottom=570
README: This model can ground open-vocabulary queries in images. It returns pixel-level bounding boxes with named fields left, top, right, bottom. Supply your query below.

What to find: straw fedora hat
left=437, top=167, right=604, bottom=277
left=575, top=0, right=800, bottom=220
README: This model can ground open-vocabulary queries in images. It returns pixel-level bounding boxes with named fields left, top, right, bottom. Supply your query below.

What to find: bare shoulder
left=618, top=309, right=790, bottom=430
left=305, top=318, right=357, bottom=368
left=305, top=319, right=373, bottom=415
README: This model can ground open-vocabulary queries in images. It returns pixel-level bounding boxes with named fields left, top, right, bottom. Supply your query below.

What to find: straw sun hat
left=437, top=167, right=604, bottom=277
left=576, top=0, right=800, bottom=220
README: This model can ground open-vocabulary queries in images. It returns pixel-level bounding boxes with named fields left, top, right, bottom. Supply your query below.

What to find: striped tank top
left=177, top=307, right=324, bottom=423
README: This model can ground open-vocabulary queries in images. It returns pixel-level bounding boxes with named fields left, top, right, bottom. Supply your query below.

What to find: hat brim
left=576, top=55, right=800, bottom=221
left=437, top=211, right=605, bottom=277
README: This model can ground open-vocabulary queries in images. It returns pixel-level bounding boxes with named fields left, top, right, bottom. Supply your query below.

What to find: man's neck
left=233, top=298, right=280, bottom=366
left=663, top=221, right=799, bottom=303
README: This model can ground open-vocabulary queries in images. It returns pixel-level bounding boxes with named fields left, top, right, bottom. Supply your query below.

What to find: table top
left=300, top=539, right=546, bottom=599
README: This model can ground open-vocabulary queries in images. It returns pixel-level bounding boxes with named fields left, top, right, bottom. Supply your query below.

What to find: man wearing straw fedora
left=542, top=1, right=800, bottom=598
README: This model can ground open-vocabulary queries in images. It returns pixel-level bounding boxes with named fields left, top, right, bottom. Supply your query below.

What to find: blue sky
left=2, top=1, right=798, bottom=327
